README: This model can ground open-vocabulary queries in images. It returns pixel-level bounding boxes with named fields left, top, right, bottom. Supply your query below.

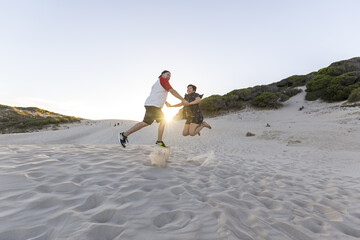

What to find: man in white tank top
left=118, top=70, right=189, bottom=148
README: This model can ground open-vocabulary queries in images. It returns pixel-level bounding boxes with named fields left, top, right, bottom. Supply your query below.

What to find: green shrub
left=305, top=90, right=325, bottom=101
left=318, top=66, right=344, bottom=76
left=348, top=88, right=360, bottom=102
left=252, top=92, right=279, bottom=107
left=306, top=58, right=360, bottom=101
left=306, top=71, right=360, bottom=101
left=235, top=101, right=243, bottom=108
left=306, top=74, right=332, bottom=92
left=241, top=87, right=252, bottom=93
left=199, top=95, right=224, bottom=112
left=326, top=74, right=360, bottom=101
left=223, top=89, right=240, bottom=98
left=278, top=93, right=290, bottom=102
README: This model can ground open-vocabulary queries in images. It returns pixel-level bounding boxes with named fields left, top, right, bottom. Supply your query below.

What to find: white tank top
left=144, top=79, right=168, bottom=108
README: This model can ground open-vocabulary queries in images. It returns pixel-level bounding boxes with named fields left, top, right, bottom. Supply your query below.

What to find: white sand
left=1, top=90, right=360, bottom=240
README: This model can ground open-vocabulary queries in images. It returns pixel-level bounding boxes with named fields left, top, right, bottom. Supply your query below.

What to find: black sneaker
left=155, top=141, right=167, bottom=148
left=118, top=132, right=128, bottom=148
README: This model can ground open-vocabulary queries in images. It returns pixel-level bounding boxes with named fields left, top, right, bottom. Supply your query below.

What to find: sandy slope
left=0, top=90, right=360, bottom=239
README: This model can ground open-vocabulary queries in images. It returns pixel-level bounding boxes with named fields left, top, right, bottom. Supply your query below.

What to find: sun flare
left=164, top=112, right=174, bottom=122
left=163, top=108, right=178, bottom=122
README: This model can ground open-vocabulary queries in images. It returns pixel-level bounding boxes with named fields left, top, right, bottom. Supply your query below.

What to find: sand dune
left=1, top=90, right=360, bottom=239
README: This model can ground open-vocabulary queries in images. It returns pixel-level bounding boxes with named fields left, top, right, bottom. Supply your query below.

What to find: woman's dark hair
left=159, top=70, right=170, bottom=78
left=187, top=84, right=197, bottom=92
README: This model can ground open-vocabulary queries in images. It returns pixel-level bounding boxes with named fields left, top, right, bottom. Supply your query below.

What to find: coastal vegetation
left=348, top=87, right=360, bottom=102
left=305, top=58, right=360, bottom=101
left=198, top=74, right=311, bottom=116
left=198, top=57, right=360, bottom=117
left=0, top=105, right=83, bottom=134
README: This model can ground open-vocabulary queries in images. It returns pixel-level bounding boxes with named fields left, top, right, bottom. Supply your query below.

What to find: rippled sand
left=1, top=90, right=360, bottom=239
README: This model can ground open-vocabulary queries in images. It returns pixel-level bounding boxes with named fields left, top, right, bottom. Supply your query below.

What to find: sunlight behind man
left=163, top=107, right=178, bottom=122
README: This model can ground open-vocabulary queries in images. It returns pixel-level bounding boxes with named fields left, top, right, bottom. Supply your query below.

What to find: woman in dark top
left=166, top=84, right=211, bottom=136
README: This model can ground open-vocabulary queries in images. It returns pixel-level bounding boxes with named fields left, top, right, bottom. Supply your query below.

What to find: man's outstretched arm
left=169, top=88, right=189, bottom=105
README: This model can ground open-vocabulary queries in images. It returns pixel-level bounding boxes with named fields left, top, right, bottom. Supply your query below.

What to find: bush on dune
left=348, top=87, right=360, bottom=102
left=199, top=95, right=225, bottom=112
left=0, top=105, right=83, bottom=134
left=252, top=92, right=279, bottom=108
left=326, top=72, right=360, bottom=101
left=275, top=73, right=316, bottom=88
left=305, top=57, right=360, bottom=101
left=306, top=71, right=360, bottom=101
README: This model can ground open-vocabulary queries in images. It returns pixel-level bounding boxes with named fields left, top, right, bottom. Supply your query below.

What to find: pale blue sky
left=1, top=0, right=360, bottom=120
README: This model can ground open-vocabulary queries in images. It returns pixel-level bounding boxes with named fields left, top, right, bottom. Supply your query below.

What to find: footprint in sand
left=314, top=204, right=343, bottom=222
left=257, top=197, right=283, bottom=210
left=74, top=193, right=105, bottom=212
left=331, top=221, right=360, bottom=238
left=71, top=173, right=92, bottom=183
left=271, top=221, right=312, bottom=240
left=91, top=208, right=126, bottom=224
left=24, top=171, right=46, bottom=181
left=153, top=211, right=193, bottom=229
left=170, top=186, right=185, bottom=195
left=27, top=197, right=62, bottom=210
left=35, top=184, right=53, bottom=193
left=53, top=182, right=81, bottom=193
left=298, top=217, right=327, bottom=234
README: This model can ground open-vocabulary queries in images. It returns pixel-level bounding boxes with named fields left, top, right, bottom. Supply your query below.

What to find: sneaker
left=155, top=141, right=167, bottom=148
left=118, top=132, right=128, bottom=148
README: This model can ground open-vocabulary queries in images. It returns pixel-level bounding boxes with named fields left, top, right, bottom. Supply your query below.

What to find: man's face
left=162, top=72, right=171, bottom=80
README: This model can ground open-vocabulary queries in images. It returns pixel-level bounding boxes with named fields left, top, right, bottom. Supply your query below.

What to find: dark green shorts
left=143, top=106, right=165, bottom=125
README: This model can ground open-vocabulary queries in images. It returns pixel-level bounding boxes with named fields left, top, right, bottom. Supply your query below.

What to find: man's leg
left=119, top=107, right=153, bottom=147
left=124, top=121, right=148, bottom=137
left=157, top=120, right=166, bottom=141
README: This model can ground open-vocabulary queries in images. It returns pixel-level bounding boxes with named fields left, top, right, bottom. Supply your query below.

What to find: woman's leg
left=189, top=121, right=212, bottom=136
left=182, top=124, right=190, bottom=136
left=189, top=123, right=201, bottom=136
left=202, top=121, right=212, bottom=129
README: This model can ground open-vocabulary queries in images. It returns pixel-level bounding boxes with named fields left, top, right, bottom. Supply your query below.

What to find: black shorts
left=143, top=106, right=165, bottom=125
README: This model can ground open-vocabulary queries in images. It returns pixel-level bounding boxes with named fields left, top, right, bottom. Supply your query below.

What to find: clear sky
left=1, top=0, right=360, bottom=120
